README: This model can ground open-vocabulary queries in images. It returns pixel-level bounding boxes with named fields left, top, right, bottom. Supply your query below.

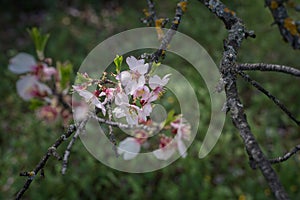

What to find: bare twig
left=270, top=144, right=300, bottom=164
left=237, top=71, right=300, bottom=126
left=16, top=124, right=77, bottom=200
left=90, top=113, right=158, bottom=133
left=151, top=0, right=188, bottom=62
left=141, top=0, right=158, bottom=26
left=238, top=63, right=300, bottom=77
left=199, top=0, right=289, bottom=199
left=61, top=117, right=90, bottom=175
left=107, top=102, right=118, bottom=157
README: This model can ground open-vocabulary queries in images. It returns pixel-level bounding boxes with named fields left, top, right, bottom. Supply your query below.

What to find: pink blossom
left=37, top=105, right=59, bottom=122
left=99, top=87, right=115, bottom=104
left=113, top=92, right=139, bottom=125
left=117, top=137, right=141, bottom=160
left=16, top=75, right=52, bottom=101
left=118, top=56, right=149, bottom=95
left=171, top=116, right=191, bottom=141
left=153, top=134, right=188, bottom=160
left=72, top=85, right=106, bottom=115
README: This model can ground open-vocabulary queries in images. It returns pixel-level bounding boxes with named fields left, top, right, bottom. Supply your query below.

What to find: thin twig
left=238, top=71, right=300, bottom=126
left=270, top=144, right=300, bottom=164
left=16, top=124, right=77, bottom=200
left=107, top=102, right=118, bottom=157
left=238, top=63, right=300, bottom=77
left=89, top=113, right=158, bottom=133
left=151, top=0, right=188, bottom=62
left=61, top=117, right=90, bottom=175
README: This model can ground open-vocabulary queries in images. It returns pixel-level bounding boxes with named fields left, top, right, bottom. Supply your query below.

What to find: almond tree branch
left=237, top=71, right=300, bottom=126
left=151, top=0, right=188, bottom=62
left=16, top=124, right=77, bottom=200
left=265, top=0, right=300, bottom=49
left=61, top=117, right=90, bottom=175
left=270, top=144, right=300, bottom=164
left=199, top=0, right=289, bottom=199
left=237, top=63, right=300, bottom=77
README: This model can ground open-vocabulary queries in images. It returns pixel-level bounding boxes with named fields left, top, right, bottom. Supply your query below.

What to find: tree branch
left=237, top=71, right=300, bottom=126
left=265, top=0, right=300, bottom=49
left=61, top=118, right=89, bottom=175
left=270, top=144, right=300, bottom=164
left=199, top=0, right=289, bottom=199
left=237, top=63, right=300, bottom=77
left=16, top=124, right=77, bottom=200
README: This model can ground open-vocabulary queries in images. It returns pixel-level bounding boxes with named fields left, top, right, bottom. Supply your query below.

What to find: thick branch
left=265, top=0, right=300, bottom=49
left=238, top=63, right=300, bottom=77
left=237, top=71, right=300, bottom=126
left=199, top=0, right=289, bottom=199
left=16, top=124, right=77, bottom=200
left=270, top=144, right=300, bottom=164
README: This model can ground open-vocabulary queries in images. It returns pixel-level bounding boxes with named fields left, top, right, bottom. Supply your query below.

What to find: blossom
left=8, top=52, right=57, bottom=80
left=72, top=85, right=106, bottom=115
left=113, top=92, right=139, bottom=125
left=37, top=105, right=59, bottom=122
left=118, top=137, right=141, bottom=160
left=118, top=56, right=149, bottom=95
left=16, top=75, right=52, bottom=101
left=99, top=87, right=115, bottom=104
left=153, top=133, right=188, bottom=160
left=171, top=116, right=191, bottom=141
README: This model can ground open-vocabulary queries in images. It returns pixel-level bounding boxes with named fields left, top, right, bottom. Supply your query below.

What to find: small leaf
left=75, top=72, right=91, bottom=85
left=29, top=99, right=44, bottom=110
left=163, top=110, right=176, bottom=126
left=57, top=62, right=73, bottom=90
left=114, top=55, right=123, bottom=73
left=27, top=27, right=50, bottom=60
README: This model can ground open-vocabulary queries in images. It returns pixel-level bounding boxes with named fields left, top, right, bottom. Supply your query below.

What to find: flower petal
left=8, top=53, right=36, bottom=74
left=126, top=56, right=145, bottom=71
left=153, top=145, right=176, bottom=160
left=118, top=137, right=141, bottom=160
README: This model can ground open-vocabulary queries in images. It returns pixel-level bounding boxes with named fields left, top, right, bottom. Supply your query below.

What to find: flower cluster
left=72, top=56, right=191, bottom=160
left=8, top=53, right=74, bottom=124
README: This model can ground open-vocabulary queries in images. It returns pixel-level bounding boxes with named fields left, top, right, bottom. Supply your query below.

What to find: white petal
left=115, top=92, right=129, bottom=106
left=126, top=112, right=138, bottom=125
left=136, top=63, right=149, bottom=75
left=149, top=74, right=170, bottom=89
left=126, top=56, right=144, bottom=71
left=177, top=138, right=187, bottom=158
left=153, top=146, right=176, bottom=160
left=36, top=81, right=52, bottom=95
left=77, top=90, right=94, bottom=102
left=16, top=75, right=37, bottom=101
left=113, top=107, right=126, bottom=118
left=118, top=137, right=141, bottom=160
left=120, top=71, right=131, bottom=86
left=91, top=97, right=106, bottom=115
left=8, top=53, right=36, bottom=74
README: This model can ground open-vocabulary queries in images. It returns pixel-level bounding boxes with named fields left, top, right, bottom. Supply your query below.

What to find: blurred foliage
left=1, top=0, right=300, bottom=199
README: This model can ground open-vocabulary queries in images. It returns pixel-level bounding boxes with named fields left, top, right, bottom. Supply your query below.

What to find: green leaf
left=29, top=99, right=44, bottom=110
left=148, top=62, right=161, bottom=75
left=114, top=55, right=123, bottom=73
left=57, top=62, right=73, bottom=90
left=163, top=109, right=176, bottom=126
left=27, top=27, right=50, bottom=60
left=75, top=72, right=91, bottom=85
